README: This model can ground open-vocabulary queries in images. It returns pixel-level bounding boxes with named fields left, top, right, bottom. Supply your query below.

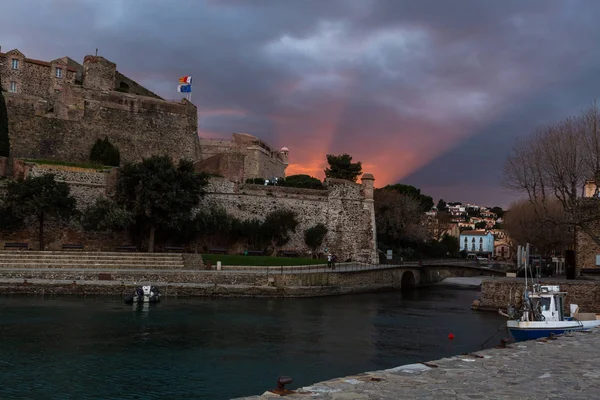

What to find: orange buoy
left=448, top=332, right=455, bottom=340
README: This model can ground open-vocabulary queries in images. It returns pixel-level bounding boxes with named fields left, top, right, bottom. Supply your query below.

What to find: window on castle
left=9, top=81, right=17, bottom=93
left=55, top=67, right=63, bottom=78
left=11, top=59, right=18, bottom=69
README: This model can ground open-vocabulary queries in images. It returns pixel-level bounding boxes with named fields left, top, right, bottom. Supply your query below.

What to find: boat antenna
left=524, top=243, right=528, bottom=293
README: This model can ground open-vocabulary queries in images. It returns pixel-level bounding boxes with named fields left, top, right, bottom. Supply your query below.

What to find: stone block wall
left=199, top=176, right=378, bottom=263
left=0, top=49, right=77, bottom=97
left=4, top=86, right=199, bottom=165
left=577, top=226, right=600, bottom=273
left=27, top=164, right=111, bottom=210
left=82, top=56, right=116, bottom=90
left=197, top=133, right=287, bottom=182
left=479, top=278, right=600, bottom=313
left=1, top=48, right=199, bottom=166
left=1, top=167, right=377, bottom=262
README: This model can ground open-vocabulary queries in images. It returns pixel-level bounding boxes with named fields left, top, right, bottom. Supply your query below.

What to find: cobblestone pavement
left=235, top=330, right=600, bottom=399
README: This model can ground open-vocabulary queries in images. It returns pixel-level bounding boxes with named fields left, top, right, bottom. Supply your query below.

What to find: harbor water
left=0, top=287, right=504, bottom=399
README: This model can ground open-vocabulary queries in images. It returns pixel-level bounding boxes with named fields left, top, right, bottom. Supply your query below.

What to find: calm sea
left=0, top=287, right=504, bottom=399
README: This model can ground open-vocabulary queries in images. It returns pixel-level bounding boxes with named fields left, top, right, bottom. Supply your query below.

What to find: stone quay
left=235, top=329, right=600, bottom=399
left=474, top=277, right=600, bottom=313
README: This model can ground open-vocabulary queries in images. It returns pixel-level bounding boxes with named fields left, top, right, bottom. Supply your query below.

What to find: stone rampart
left=27, top=163, right=112, bottom=210
left=4, top=85, right=198, bottom=165
left=1, top=170, right=377, bottom=262
left=200, top=177, right=377, bottom=263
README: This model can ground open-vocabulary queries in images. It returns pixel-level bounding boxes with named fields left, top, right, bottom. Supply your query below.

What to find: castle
left=195, top=133, right=288, bottom=182
left=0, top=47, right=378, bottom=263
left=0, top=47, right=198, bottom=164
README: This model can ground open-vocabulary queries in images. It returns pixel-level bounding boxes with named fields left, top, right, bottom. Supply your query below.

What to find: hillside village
left=423, top=202, right=511, bottom=260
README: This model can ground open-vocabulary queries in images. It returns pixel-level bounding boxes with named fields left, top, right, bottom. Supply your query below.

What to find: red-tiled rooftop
left=460, top=230, right=489, bottom=236
left=1, top=51, right=77, bottom=72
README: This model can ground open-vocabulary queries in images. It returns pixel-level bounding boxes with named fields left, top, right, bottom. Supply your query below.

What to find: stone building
left=195, top=133, right=288, bottom=182
left=0, top=47, right=198, bottom=165
left=576, top=179, right=600, bottom=272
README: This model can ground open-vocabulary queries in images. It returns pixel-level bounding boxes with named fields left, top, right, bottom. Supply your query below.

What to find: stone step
left=0, top=260, right=184, bottom=267
left=0, top=251, right=185, bottom=258
left=0, top=262, right=185, bottom=269
left=0, top=254, right=183, bottom=260
left=0, top=255, right=183, bottom=262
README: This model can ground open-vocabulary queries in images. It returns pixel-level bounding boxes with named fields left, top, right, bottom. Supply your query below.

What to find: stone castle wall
left=200, top=177, right=377, bottom=263
left=0, top=165, right=377, bottom=262
left=4, top=87, right=198, bottom=165
left=196, top=133, right=288, bottom=182
left=27, top=164, right=113, bottom=210
left=1, top=48, right=199, bottom=166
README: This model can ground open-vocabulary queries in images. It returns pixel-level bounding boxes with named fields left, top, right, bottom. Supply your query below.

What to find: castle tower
left=280, top=147, right=289, bottom=166
left=361, top=173, right=375, bottom=200
left=82, top=55, right=116, bottom=90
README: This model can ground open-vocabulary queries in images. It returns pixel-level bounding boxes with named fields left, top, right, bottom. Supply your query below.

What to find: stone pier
left=235, top=330, right=600, bottom=399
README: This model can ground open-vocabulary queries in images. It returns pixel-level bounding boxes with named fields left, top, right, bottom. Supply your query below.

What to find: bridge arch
left=400, top=271, right=416, bottom=290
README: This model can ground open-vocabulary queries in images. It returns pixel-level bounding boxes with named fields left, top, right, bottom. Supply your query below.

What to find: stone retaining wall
left=476, top=278, right=600, bottom=313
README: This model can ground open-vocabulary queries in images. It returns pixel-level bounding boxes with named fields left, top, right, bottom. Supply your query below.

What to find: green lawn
left=201, top=254, right=324, bottom=266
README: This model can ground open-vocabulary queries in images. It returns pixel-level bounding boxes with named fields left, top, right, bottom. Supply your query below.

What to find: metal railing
left=215, top=259, right=489, bottom=275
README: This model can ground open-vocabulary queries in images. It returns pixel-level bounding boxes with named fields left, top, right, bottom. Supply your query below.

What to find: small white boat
left=504, top=284, right=600, bottom=341
left=124, top=285, right=161, bottom=304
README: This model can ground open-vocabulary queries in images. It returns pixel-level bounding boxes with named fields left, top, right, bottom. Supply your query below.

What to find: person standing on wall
left=327, top=254, right=332, bottom=269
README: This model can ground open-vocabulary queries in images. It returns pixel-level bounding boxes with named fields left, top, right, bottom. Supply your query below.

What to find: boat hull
left=508, top=320, right=600, bottom=341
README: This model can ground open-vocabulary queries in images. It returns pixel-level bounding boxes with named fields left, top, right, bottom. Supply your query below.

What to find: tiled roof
left=26, top=57, right=77, bottom=72
left=0, top=50, right=77, bottom=72
left=460, top=230, right=489, bottom=236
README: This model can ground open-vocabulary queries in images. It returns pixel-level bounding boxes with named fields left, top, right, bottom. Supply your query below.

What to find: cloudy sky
left=3, top=0, right=600, bottom=207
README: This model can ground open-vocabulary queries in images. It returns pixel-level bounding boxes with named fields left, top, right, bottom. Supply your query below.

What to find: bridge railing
left=218, top=259, right=491, bottom=274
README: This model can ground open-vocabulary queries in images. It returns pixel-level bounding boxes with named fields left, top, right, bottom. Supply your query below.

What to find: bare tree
left=504, top=199, right=572, bottom=255
left=424, top=211, right=455, bottom=241
left=374, top=189, right=426, bottom=245
left=503, top=101, right=600, bottom=246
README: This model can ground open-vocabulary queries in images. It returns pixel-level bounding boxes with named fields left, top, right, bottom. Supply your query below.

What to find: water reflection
left=0, top=288, right=504, bottom=400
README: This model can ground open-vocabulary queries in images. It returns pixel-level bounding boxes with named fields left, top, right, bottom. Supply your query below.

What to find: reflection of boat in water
left=502, top=284, right=600, bottom=341
left=124, top=285, right=161, bottom=304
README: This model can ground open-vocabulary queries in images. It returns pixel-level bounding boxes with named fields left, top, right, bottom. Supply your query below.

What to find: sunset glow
left=7, top=0, right=600, bottom=206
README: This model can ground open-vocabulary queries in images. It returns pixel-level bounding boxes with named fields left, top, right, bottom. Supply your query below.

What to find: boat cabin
left=523, top=285, right=565, bottom=322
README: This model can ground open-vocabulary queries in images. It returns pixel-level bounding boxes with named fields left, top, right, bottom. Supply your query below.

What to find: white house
left=459, top=230, right=494, bottom=257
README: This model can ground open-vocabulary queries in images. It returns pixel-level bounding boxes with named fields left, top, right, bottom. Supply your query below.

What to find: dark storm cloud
left=3, top=0, right=600, bottom=206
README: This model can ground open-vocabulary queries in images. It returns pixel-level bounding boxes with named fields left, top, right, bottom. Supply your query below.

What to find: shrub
left=82, top=198, right=133, bottom=231
left=90, top=137, right=120, bottom=167
left=279, top=174, right=324, bottom=189
left=304, top=223, right=328, bottom=254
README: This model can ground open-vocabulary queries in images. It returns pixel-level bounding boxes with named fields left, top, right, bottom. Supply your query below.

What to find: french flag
left=178, top=76, right=192, bottom=84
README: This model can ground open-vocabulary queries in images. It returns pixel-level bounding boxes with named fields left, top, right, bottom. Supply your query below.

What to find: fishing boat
left=503, top=284, right=600, bottom=341
left=124, top=285, right=161, bottom=304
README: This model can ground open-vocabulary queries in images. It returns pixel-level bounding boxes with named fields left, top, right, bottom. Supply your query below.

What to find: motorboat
left=124, top=285, right=161, bottom=304
left=503, top=284, right=600, bottom=341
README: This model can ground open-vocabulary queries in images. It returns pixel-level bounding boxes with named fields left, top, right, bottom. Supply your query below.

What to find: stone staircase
left=0, top=251, right=185, bottom=270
